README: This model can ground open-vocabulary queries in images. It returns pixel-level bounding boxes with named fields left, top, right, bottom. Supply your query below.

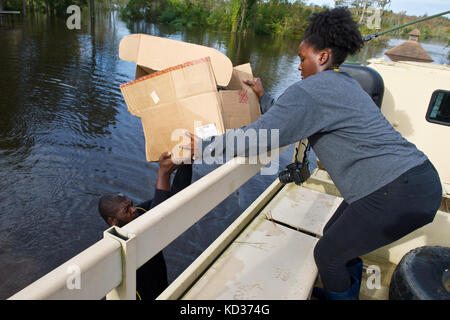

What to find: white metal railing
left=9, top=149, right=286, bottom=300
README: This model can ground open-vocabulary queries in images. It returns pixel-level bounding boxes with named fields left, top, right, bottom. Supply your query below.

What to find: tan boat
left=157, top=58, right=450, bottom=301
left=8, top=45, right=450, bottom=301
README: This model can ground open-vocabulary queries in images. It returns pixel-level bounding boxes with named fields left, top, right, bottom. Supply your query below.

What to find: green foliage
left=120, top=0, right=149, bottom=20
left=206, top=5, right=232, bottom=29
left=5, top=0, right=448, bottom=41
left=4, top=0, right=89, bottom=14
left=254, top=1, right=311, bottom=37
left=120, top=0, right=213, bottom=27
left=117, top=0, right=449, bottom=41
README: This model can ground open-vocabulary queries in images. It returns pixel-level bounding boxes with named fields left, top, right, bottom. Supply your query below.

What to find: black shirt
left=135, top=164, right=192, bottom=300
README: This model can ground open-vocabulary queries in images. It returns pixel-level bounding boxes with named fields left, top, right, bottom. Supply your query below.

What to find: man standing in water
left=98, top=152, right=192, bottom=300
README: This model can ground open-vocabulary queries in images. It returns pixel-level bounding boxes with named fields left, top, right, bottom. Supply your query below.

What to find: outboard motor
left=340, top=64, right=385, bottom=109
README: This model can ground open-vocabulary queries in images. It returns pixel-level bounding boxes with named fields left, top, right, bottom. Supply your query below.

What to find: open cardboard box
left=119, top=34, right=261, bottom=162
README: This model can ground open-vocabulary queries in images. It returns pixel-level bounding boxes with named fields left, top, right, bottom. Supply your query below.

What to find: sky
left=307, top=0, right=450, bottom=17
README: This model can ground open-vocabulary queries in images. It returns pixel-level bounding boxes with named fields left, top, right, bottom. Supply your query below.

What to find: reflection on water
left=0, top=11, right=448, bottom=299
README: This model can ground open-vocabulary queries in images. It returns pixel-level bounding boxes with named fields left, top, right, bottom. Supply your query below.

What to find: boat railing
left=8, top=148, right=286, bottom=300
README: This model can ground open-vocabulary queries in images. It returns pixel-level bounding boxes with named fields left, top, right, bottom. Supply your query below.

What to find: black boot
left=312, top=258, right=363, bottom=300
left=347, top=257, right=363, bottom=294
left=326, top=275, right=361, bottom=300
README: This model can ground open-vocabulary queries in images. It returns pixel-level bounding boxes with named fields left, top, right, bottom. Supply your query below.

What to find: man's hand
left=156, top=152, right=182, bottom=191
left=158, top=152, right=182, bottom=175
left=243, top=77, right=264, bottom=99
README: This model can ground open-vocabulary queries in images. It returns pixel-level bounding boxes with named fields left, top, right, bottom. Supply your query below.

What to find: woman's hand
left=243, top=77, right=264, bottom=99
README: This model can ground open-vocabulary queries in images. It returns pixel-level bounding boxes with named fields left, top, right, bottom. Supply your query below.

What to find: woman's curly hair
left=303, top=7, right=364, bottom=66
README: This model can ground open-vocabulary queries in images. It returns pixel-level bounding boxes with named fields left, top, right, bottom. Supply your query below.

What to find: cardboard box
left=119, top=34, right=261, bottom=162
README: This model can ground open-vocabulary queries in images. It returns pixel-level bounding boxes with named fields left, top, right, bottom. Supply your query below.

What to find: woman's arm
left=195, top=84, right=328, bottom=162
left=243, top=78, right=275, bottom=114
left=259, top=92, right=276, bottom=114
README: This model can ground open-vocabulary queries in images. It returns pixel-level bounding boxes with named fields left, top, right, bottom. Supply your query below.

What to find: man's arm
left=150, top=152, right=181, bottom=209
left=136, top=161, right=175, bottom=212
left=150, top=152, right=193, bottom=209
left=170, top=164, right=192, bottom=196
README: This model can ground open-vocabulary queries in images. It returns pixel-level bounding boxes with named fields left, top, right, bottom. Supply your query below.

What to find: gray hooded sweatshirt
left=200, top=70, right=427, bottom=203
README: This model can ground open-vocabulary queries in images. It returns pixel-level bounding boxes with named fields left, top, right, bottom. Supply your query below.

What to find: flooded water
left=0, top=10, right=448, bottom=299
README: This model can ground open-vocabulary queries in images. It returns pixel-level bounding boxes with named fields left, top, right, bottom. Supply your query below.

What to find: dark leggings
left=314, top=160, right=442, bottom=292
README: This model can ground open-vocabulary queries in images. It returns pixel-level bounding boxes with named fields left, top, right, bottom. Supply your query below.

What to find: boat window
left=426, top=90, right=450, bottom=127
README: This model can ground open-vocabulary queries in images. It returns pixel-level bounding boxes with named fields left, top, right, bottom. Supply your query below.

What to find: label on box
left=150, top=91, right=160, bottom=104
left=195, top=123, right=218, bottom=139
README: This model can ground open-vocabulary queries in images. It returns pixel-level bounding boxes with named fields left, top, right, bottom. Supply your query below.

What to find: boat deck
left=160, top=169, right=398, bottom=300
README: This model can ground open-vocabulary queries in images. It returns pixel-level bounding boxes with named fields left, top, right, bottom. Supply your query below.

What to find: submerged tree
left=231, top=0, right=257, bottom=34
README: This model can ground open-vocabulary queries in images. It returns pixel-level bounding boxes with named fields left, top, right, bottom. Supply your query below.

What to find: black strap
left=294, top=141, right=310, bottom=165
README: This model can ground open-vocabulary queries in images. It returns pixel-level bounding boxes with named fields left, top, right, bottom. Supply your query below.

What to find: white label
left=444, top=183, right=450, bottom=195
left=150, top=91, right=160, bottom=104
left=195, top=123, right=218, bottom=139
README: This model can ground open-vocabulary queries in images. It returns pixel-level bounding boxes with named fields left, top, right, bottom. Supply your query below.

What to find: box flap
left=120, top=57, right=217, bottom=117
left=233, top=63, right=253, bottom=75
left=119, top=33, right=141, bottom=65
left=119, top=34, right=233, bottom=87
left=226, top=63, right=255, bottom=90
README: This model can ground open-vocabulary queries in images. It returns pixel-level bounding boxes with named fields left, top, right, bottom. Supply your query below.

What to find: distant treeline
left=1, top=0, right=86, bottom=15
left=2, top=0, right=447, bottom=41
left=119, top=0, right=449, bottom=41
left=121, top=0, right=317, bottom=37
left=371, top=8, right=449, bottom=41
left=0, top=0, right=126, bottom=15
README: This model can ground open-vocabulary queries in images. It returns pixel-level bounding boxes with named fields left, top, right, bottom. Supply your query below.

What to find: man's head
left=98, top=193, right=139, bottom=227
left=298, top=7, right=364, bottom=80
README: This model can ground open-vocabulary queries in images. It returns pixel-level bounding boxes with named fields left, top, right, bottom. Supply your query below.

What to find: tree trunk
left=231, top=0, right=242, bottom=33
left=231, top=0, right=256, bottom=34
left=23, top=0, right=27, bottom=17
left=0, top=0, right=4, bottom=26
left=238, top=0, right=247, bottom=33
left=90, top=0, right=95, bottom=20
left=359, top=1, right=367, bottom=24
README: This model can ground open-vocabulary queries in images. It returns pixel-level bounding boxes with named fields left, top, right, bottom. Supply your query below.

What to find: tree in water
left=231, top=0, right=257, bottom=34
